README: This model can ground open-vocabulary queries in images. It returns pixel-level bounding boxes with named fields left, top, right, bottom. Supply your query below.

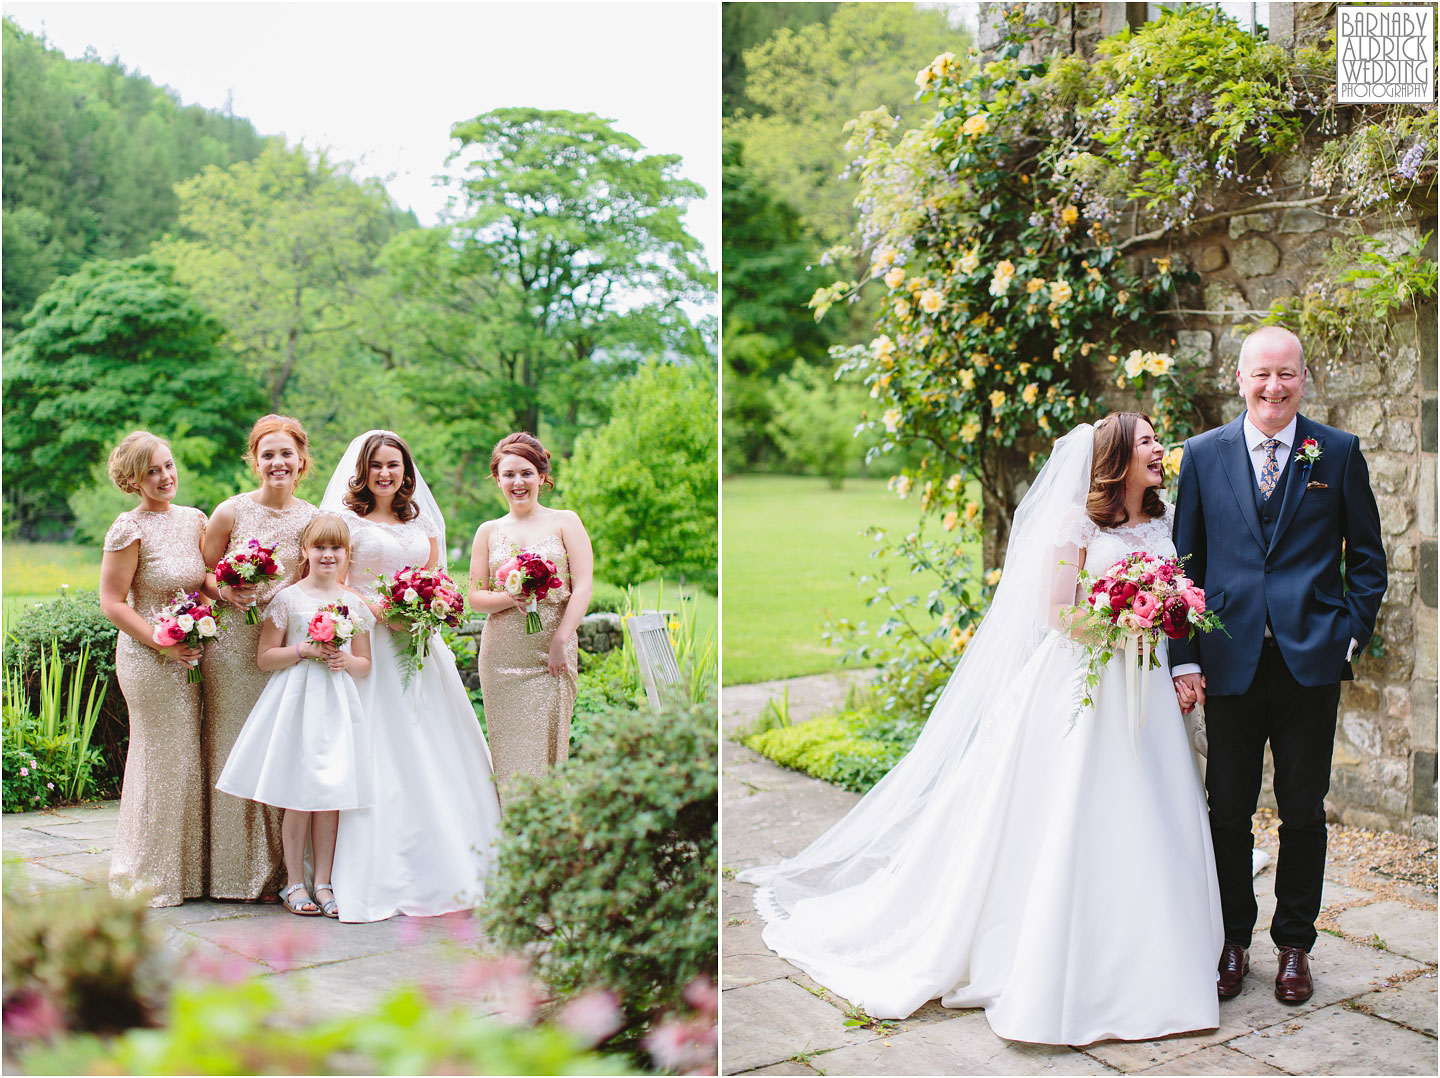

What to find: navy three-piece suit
left=1170, top=411, right=1387, bottom=951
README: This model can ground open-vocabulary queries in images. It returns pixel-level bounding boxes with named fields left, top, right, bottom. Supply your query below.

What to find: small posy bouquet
left=151, top=590, right=225, bottom=683
left=374, top=567, right=464, bottom=684
left=305, top=601, right=358, bottom=654
left=494, top=550, right=563, bottom=634
left=214, top=539, right=284, bottom=624
left=1062, top=552, right=1226, bottom=722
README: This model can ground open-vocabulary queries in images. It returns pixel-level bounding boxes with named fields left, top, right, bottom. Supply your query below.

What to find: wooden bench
left=626, top=612, right=682, bottom=711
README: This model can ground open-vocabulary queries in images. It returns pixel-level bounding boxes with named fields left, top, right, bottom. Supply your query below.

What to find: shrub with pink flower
left=1062, top=551, right=1226, bottom=719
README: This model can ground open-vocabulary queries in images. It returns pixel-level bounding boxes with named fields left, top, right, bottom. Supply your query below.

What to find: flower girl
left=216, top=513, right=374, bottom=917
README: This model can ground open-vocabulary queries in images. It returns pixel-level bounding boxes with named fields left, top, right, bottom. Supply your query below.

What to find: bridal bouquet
left=494, top=550, right=563, bottom=634
left=1062, top=552, right=1225, bottom=720
left=214, top=539, right=284, bottom=624
left=305, top=601, right=359, bottom=654
left=374, top=567, right=464, bottom=683
left=151, top=590, right=225, bottom=683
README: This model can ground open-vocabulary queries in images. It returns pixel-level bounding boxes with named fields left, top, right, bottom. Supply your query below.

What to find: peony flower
left=308, top=612, right=336, bottom=643
left=1182, top=586, right=1206, bottom=613
left=1132, top=591, right=1160, bottom=621
left=884, top=266, right=907, bottom=290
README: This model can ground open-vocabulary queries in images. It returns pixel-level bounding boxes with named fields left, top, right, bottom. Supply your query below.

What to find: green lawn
left=722, top=475, right=976, bottom=685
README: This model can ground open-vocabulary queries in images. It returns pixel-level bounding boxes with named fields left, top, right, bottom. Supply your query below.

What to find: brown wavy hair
left=489, top=432, right=554, bottom=492
left=343, top=432, right=420, bottom=521
left=246, top=414, right=312, bottom=480
left=1086, top=412, right=1166, bottom=527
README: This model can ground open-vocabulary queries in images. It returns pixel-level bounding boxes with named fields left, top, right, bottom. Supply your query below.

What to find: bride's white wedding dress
left=329, top=509, right=502, bottom=922
left=742, top=426, right=1222, bottom=1045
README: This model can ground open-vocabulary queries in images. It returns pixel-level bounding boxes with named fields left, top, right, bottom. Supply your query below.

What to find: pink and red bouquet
left=494, top=550, right=563, bottom=634
left=214, top=539, right=285, bottom=624
left=151, top=590, right=226, bottom=683
left=305, top=601, right=359, bottom=654
left=1062, top=552, right=1226, bottom=717
left=374, top=566, right=464, bottom=683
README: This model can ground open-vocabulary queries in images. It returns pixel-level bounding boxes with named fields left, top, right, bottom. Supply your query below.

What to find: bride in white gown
left=323, top=431, right=502, bottom=923
left=741, top=414, right=1223, bottom=1045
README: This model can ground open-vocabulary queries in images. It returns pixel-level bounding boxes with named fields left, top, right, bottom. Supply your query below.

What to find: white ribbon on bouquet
left=1122, top=629, right=1152, bottom=757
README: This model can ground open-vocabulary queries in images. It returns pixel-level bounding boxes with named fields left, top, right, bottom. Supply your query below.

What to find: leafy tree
left=2, top=17, right=269, bottom=336
left=721, top=139, right=838, bottom=470
left=564, top=361, right=717, bottom=589
left=2, top=256, right=263, bottom=530
left=728, top=2, right=962, bottom=254
left=152, top=143, right=409, bottom=412
left=766, top=359, right=872, bottom=488
left=722, top=2, right=838, bottom=116
left=384, top=109, right=715, bottom=451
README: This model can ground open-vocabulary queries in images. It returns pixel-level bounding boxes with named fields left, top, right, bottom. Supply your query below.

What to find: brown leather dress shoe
left=1274, top=946, right=1313, bottom=1003
left=1217, top=941, right=1248, bottom=998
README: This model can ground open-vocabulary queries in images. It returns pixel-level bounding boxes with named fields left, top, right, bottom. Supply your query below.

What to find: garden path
left=4, top=801, right=496, bottom=1020
left=722, top=674, right=1439, bottom=1076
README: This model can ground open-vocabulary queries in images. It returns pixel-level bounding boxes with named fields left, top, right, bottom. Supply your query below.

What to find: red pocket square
left=1306, top=481, right=1328, bottom=490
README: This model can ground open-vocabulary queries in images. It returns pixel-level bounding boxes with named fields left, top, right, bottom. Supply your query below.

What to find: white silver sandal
left=312, top=882, right=339, bottom=919
left=280, top=882, right=320, bottom=916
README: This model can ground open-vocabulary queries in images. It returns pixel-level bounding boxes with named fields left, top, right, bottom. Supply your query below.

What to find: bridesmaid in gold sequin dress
left=98, top=432, right=213, bottom=907
left=201, top=415, right=317, bottom=900
left=469, top=433, right=593, bottom=805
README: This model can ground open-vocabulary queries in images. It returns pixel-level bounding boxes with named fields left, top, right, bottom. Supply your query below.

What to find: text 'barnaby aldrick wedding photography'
left=1337, top=4, right=1435, bottom=103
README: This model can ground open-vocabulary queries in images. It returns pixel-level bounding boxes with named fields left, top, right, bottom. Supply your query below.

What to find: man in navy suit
left=1170, top=326, right=1387, bottom=1005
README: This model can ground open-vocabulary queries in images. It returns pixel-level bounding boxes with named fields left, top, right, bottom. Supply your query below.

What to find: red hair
left=246, top=414, right=312, bottom=479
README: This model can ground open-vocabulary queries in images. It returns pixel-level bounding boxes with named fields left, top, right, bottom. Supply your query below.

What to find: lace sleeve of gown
left=416, top=507, right=443, bottom=541
left=350, top=599, right=376, bottom=633
left=103, top=514, right=141, bottom=552
left=1045, top=505, right=1091, bottom=632
left=266, top=586, right=292, bottom=629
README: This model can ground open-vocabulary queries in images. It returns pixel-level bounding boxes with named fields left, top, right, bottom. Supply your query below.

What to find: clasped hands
left=1172, top=672, right=1205, bottom=714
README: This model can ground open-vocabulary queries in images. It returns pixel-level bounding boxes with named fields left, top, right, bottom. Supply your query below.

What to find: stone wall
left=975, top=2, right=1438, bottom=836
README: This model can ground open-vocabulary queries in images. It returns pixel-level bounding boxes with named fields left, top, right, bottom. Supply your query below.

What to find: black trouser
left=1204, top=639, right=1342, bottom=952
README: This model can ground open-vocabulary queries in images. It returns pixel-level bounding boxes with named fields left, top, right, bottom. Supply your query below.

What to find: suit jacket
left=1169, top=412, right=1387, bottom=696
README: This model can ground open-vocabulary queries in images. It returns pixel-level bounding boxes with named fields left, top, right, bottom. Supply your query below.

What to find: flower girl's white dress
left=216, top=584, right=375, bottom=812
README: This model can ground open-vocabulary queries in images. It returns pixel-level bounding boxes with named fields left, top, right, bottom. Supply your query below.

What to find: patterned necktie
left=1258, top=438, right=1280, bottom=501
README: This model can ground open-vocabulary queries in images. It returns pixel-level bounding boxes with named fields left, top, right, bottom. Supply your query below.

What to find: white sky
left=2, top=0, right=721, bottom=279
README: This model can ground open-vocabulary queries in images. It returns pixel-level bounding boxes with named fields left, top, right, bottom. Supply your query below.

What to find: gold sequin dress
left=201, top=495, right=315, bottom=899
left=477, top=522, right=578, bottom=804
left=103, top=505, right=210, bottom=908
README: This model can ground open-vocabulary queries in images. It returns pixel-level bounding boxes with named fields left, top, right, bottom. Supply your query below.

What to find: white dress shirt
left=1171, top=412, right=1355, bottom=684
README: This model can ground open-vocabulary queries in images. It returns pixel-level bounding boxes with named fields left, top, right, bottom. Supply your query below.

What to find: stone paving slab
left=721, top=977, right=880, bottom=1074
left=1333, top=900, right=1438, bottom=963
left=1352, top=975, right=1438, bottom=1036
left=812, top=1011, right=1121, bottom=1075
left=720, top=675, right=1439, bottom=1077
left=1225, top=1003, right=1440, bottom=1075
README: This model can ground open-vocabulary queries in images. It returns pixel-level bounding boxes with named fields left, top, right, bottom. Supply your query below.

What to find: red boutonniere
left=1295, top=438, right=1322, bottom=466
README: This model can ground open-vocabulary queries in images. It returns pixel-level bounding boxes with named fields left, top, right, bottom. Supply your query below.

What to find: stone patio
left=3, top=800, right=495, bottom=1025
left=721, top=673, right=1439, bottom=1076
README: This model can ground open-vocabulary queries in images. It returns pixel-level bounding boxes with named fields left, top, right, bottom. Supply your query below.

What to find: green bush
left=744, top=705, right=914, bottom=794
left=575, top=647, right=643, bottom=719
left=587, top=581, right=628, bottom=614
left=2, top=868, right=167, bottom=1036
left=3, top=590, right=126, bottom=796
left=479, top=697, right=717, bottom=1041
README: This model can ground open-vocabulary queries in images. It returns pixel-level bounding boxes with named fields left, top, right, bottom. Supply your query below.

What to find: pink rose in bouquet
left=374, top=567, right=463, bottom=684
left=151, top=590, right=226, bottom=683
left=214, top=539, right=285, bottom=624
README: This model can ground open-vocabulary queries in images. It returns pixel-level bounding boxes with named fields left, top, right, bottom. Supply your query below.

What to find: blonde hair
left=107, top=431, right=168, bottom=495
left=246, top=414, right=312, bottom=479
left=298, top=513, right=351, bottom=580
